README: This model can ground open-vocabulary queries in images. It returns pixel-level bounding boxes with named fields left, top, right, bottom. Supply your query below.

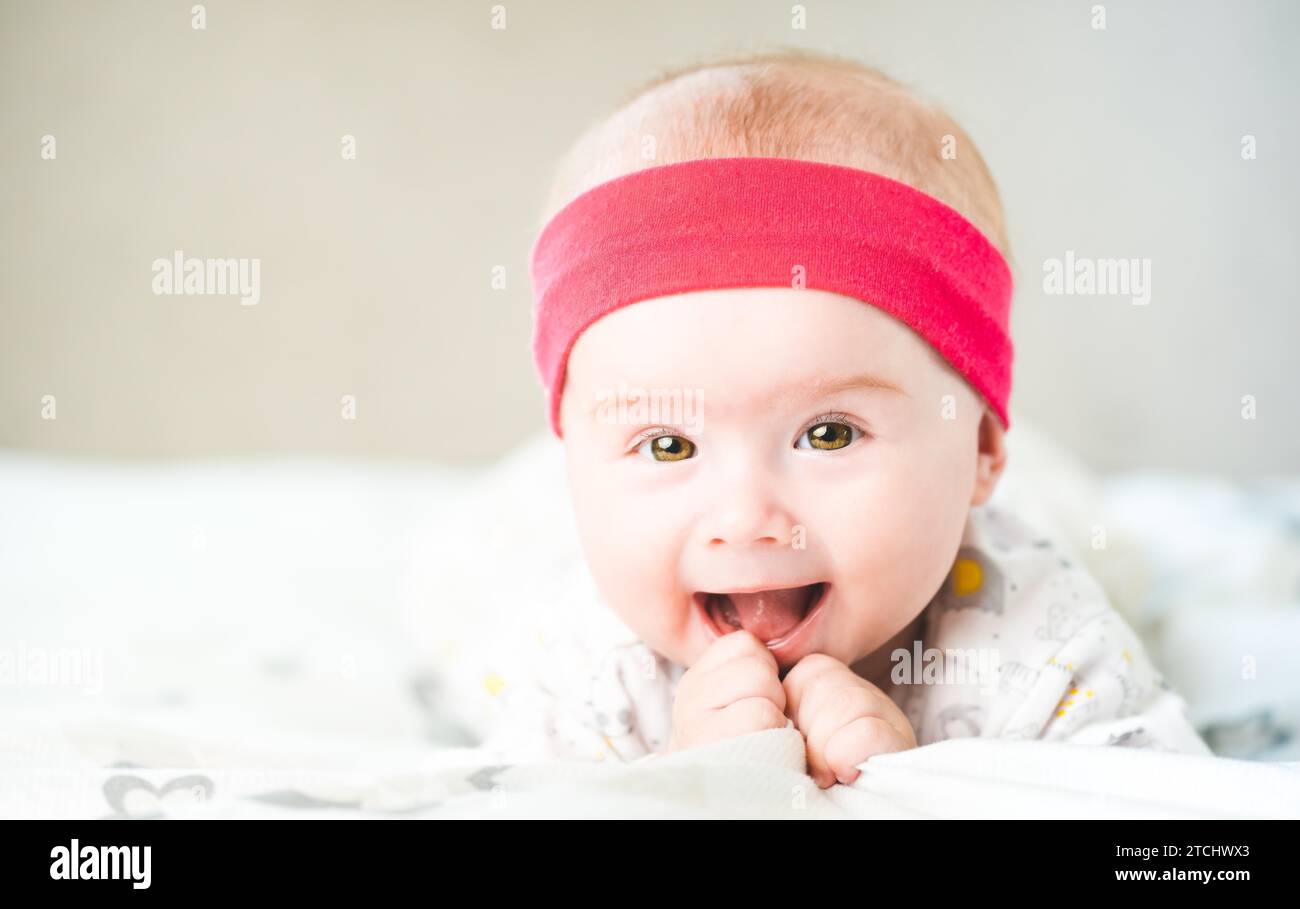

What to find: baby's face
left=560, top=288, right=1002, bottom=676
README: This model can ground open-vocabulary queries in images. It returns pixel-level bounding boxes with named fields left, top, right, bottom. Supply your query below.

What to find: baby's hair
left=539, top=47, right=1012, bottom=267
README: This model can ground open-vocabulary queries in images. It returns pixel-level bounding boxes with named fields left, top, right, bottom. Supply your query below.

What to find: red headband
left=530, top=156, right=1013, bottom=437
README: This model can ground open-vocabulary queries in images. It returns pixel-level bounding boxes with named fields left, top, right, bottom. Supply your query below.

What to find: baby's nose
left=704, top=499, right=795, bottom=548
left=708, top=528, right=783, bottom=547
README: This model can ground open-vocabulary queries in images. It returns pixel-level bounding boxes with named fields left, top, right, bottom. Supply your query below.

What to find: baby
left=462, top=49, right=1211, bottom=785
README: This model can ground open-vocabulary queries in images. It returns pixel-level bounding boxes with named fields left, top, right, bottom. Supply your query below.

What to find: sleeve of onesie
left=468, top=635, right=679, bottom=766
left=1001, top=609, right=1213, bottom=756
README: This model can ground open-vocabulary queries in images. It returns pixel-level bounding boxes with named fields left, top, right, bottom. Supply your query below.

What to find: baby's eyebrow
left=769, top=371, right=915, bottom=410
left=790, top=371, right=910, bottom=401
left=585, top=370, right=909, bottom=422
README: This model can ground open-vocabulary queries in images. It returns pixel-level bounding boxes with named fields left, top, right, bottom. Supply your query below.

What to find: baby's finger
left=823, top=715, right=911, bottom=785
left=802, top=685, right=880, bottom=786
left=710, top=697, right=790, bottom=741
left=691, top=628, right=778, bottom=675
left=781, top=653, right=844, bottom=724
left=681, top=653, right=787, bottom=713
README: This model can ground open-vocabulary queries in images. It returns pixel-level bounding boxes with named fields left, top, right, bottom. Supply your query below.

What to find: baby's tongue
left=715, top=587, right=811, bottom=642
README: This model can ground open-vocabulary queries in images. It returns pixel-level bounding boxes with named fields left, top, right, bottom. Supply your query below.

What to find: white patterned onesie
left=436, top=504, right=1212, bottom=766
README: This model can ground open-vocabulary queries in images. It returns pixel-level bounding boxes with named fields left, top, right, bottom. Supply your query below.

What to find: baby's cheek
left=580, top=514, right=662, bottom=603
left=824, top=462, right=964, bottom=616
left=571, top=486, right=695, bottom=651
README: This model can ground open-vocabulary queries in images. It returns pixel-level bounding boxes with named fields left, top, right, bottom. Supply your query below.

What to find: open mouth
left=694, top=582, right=829, bottom=647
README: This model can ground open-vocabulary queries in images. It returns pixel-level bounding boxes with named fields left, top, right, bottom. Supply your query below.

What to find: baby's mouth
left=696, top=582, right=828, bottom=645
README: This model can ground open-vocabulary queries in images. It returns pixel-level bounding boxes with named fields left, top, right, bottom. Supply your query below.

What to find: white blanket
left=4, top=715, right=1297, bottom=819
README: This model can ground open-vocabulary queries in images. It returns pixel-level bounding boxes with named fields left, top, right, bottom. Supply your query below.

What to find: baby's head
left=530, top=50, right=1013, bottom=678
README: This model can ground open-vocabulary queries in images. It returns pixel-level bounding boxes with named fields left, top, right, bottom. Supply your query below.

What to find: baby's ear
left=970, top=407, right=1008, bottom=507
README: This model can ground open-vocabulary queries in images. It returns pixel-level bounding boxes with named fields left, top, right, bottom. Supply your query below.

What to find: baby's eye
left=636, top=434, right=696, bottom=462
left=796, top=420, right=861, bottom=451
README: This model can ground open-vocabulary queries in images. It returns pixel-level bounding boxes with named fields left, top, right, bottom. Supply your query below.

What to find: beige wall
left=2, top=0, right=1296, bottom=473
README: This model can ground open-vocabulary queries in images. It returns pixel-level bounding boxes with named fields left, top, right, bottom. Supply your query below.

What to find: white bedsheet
left=4, top=714, right=1297, bottom=819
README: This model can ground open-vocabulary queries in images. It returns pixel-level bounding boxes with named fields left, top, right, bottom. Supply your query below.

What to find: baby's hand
left=782, top=653, right=917, bottom=788
left=666, top=630, right=789, bottom=754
